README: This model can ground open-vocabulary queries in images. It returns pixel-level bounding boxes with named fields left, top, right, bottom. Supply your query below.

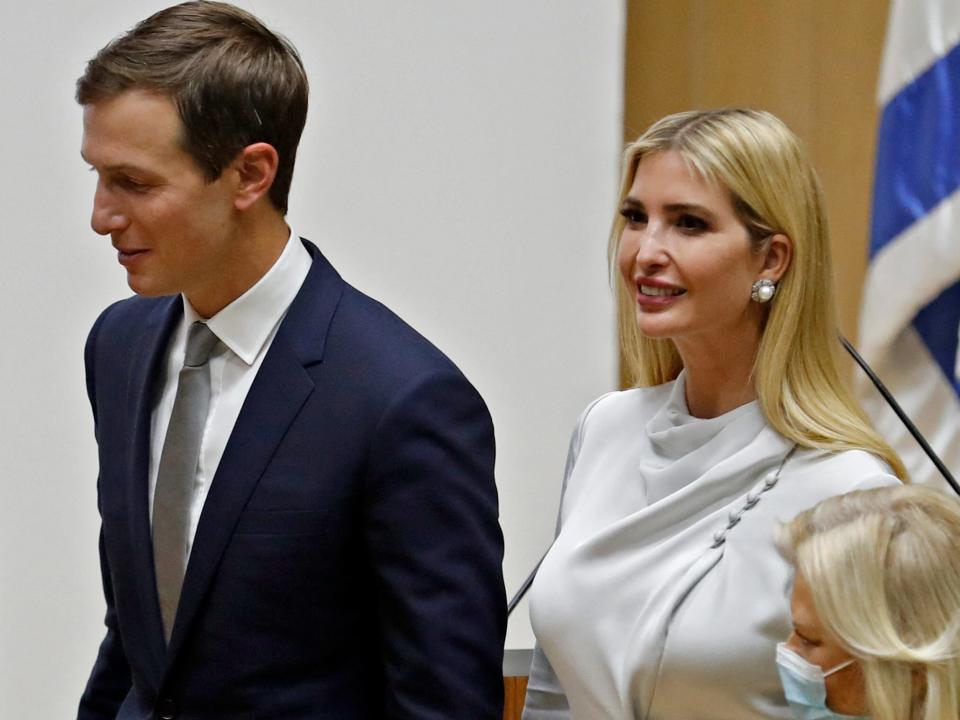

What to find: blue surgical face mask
left=776, top=643, right=869, bottom=720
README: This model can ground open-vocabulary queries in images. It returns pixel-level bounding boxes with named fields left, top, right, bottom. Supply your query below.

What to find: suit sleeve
left=78, top=308, right=133, bottom=720
left=364, top=368, right=506, bottom=720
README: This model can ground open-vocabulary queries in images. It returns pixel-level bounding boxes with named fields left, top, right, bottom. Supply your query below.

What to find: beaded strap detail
left=710, top=444, right=798, bottom=549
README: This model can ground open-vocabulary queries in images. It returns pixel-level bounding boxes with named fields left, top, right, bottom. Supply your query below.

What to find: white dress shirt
left=148, top=230, right=312, bottom=558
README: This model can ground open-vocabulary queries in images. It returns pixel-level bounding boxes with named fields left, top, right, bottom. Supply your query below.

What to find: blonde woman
left=522, top=109, right=906, bottom=720
left=777, top=485, right=960, bottom=720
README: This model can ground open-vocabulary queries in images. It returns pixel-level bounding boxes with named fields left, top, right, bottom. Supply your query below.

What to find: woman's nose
left=784, top=630, right=803, bottom=653
left=631, top=226, right=669, bottom=272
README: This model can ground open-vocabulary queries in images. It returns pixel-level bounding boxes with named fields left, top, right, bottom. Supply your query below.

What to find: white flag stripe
left=859, top=187, right=960, bottom=363
left=878, top=0, right=960, bottom=104
left=857, top=327, right=960, bottom=485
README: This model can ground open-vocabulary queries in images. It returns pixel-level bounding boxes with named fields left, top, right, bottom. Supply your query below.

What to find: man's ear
left=759, top=233, right=793, bottom=283
left=232, top=142, right=279, bottom=211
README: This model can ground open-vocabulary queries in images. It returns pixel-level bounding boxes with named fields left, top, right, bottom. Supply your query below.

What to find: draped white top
left=523, top=375, right=899, bottom=720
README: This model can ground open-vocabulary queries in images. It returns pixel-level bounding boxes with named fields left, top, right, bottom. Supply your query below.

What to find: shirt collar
left=182, top=227, right=312, bottom=366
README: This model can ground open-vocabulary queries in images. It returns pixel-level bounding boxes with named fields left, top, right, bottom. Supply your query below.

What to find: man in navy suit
left=76, top=3, right=506, bottom=718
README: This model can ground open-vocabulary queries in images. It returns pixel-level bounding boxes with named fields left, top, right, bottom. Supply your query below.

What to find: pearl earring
left=751, top=279, right=777, bottom=303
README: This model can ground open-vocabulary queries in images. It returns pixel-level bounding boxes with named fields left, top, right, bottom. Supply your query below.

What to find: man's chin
left=126, top=275, right=174, bottom=298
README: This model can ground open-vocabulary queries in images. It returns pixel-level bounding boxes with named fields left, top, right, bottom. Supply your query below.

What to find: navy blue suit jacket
left=79, top=240, right=506, bottom=719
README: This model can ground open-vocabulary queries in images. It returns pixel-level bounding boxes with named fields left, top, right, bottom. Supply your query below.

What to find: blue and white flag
left=859, top=0, right=960, bottom=486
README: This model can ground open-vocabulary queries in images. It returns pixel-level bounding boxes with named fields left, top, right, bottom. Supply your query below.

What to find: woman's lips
left=635, top=282, right=685, bottom=307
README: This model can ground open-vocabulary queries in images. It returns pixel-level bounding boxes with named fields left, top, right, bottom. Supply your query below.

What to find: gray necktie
left=152, top=321, right=220, bottom=643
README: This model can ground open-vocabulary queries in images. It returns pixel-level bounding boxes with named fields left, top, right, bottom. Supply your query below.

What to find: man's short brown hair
left=77, top=1, right=308, bottom=214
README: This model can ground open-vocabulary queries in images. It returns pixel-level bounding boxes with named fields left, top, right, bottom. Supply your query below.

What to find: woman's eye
left=619, top=208, right=647, bottom=226
left=677, top=214, right=708, bottom=232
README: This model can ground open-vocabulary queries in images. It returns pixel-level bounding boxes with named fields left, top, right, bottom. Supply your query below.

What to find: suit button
left=157, top=697, right=177, bottom=719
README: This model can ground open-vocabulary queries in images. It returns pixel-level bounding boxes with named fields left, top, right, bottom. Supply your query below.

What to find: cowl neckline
left=641, top=372, right=768, bottom=506
left=528, top=376, right=799, bottom=720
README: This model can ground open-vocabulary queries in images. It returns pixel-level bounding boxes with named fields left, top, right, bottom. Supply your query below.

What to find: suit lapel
left=124, top=295, right=183, bottom=679
left=164, top=241, right=344, bottom=667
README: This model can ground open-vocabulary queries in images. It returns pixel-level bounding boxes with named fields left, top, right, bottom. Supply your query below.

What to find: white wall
left=0, top=2, right=622, bottom=716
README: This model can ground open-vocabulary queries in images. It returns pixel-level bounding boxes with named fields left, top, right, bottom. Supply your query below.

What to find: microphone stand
left=839, top=335, right=959, bottom=494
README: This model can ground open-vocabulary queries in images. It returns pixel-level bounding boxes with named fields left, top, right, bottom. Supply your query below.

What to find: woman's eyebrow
left=663, top=203, right=717, bottom=222
left=792, top=619, right=818, bottom=637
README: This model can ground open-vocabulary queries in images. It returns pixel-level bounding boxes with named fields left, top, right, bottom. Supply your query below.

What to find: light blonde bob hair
left=611, top=108, right=906, bottom=479
left=779, top=485, right=960, bottom=720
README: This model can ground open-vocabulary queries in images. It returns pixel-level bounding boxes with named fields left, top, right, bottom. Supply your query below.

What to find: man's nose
left=90, top=182, right=128, bottom=236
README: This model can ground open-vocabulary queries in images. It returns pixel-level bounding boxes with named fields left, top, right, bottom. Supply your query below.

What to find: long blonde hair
left=779, top=486, right=960, bottom=720
left=611, top=109, right=906, bottom=479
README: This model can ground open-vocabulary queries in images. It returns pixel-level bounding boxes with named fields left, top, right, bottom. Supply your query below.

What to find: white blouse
left=523, top=375, right=899, bottom=720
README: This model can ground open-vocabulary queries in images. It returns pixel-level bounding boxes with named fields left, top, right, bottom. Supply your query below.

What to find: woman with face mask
left=777, top=485, right=960, bottom=720
left=521, top=109, right=907, bottom=720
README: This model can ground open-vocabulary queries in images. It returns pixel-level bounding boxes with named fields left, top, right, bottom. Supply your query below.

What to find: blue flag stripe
left=912, top=279, right=960, bottom=397
left=870, top=40, right=960, bottom=258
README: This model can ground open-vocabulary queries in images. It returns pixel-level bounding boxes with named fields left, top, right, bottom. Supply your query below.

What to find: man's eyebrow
left=82, top=158, right=151, bottom=175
